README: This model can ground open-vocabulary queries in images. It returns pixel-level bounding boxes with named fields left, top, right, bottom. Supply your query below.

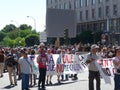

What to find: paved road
left=0, top=71, right=114, bottom=90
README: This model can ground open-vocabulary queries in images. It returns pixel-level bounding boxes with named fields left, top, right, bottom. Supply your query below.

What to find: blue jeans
left=114, top=74, right=120, bottom=90
left=21, top=73, right=29, bottom=90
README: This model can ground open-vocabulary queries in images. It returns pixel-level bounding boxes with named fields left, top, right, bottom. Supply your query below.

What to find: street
left=0, top=71, right=114, bottom=90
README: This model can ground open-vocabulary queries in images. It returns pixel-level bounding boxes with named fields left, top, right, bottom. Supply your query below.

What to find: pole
left=27, top=16, right=36, bottom=31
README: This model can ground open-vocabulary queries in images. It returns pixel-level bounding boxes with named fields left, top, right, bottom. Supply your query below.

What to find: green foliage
left=79, top=30, right=93, bottom=44
left=25, top=34, right=39, bottom=47
left=0, top=23, right=40, bottom=47
left=1, top=24, right=17, bottom=33
left=3, top=36, right=14, bottom=47
left=19, top=24, right=32, bottom=30
left=7, top=30, right=19, bottom=39
left=0, top=31, right=6, bottom=42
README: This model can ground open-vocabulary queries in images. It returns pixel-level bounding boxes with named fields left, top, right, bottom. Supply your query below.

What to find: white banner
left=29, top=54, right=114, bottom=84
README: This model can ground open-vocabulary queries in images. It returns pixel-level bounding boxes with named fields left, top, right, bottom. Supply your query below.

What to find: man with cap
left=86, top=44, right=101, bottom=90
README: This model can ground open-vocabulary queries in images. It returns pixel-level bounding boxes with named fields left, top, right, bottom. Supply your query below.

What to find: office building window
left=69, top=2, right=72, bottom=9
left=80, top=11, right=83, bottom=21
left=47, top=0, right=48, bottom=6
left=92, top=0, right=95, bottom=5
left=51, top=0, right=53, bottom=4
left=106, top=0, right=109, bottom=2
left=98, top=7, right=102, bottom=18
left=55, top=0, right=57, bottom=3
left=85, top=0, right=89, bottom=6
left=74, top=0, right=78, bottom=9
left=106, top=6, right=109, bottom=16
left=86, top=10, right=88, bottom=20
left=80, top=0, right=83, bottom=8
left=98, top=0, right=102, bottom=3
left=113, top=4, right=117, bottom=15
left=92, top=9, right=95, bottom=19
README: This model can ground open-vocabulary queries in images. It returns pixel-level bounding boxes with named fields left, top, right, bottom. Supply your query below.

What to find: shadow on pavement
left=3, top=85, right=15, bottom=89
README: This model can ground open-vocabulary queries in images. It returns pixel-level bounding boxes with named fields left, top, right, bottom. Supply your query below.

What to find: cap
left=115, top=46, right=120, bottom=52
left=40, top=42, right=45, bottom=47
left=91, top=44, right=99, bottom=50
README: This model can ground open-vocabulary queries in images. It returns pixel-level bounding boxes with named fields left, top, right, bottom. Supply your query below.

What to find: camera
left=117, top=69, right=120, bottom=73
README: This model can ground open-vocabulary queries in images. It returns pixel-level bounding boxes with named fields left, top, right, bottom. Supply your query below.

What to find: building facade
left=47, top=0, right=120, bottom=44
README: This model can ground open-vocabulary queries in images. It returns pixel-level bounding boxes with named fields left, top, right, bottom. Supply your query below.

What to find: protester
left=0, top=50, right=5, bottom=77
left=5, top=54, right=17, bottom=86
left=29, top=49, right=37, bottom=86
left=19, top=51, right=32, bottom=90
left=86, top=44, right=101, bottom=90
left=37, top=43, right=48, bottom=89
left=56, top=48, right=62, bottom=84
left=113, top=47, right=120, bottom=90
left=61, top=49, right=69, bottom=81
left=46, top=48, right=53, bottom=85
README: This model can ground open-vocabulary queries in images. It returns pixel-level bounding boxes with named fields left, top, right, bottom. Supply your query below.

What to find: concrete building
left=46, top=0, right=120, bottom=44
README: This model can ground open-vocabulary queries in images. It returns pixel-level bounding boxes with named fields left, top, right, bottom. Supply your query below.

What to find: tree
left=14, top=37, right=25, bottom=47
left=79, top=30, right=93, bottom=44
left=0, top=31, right=6, bottom=42
left=1, top=24, right=17, bottom=33
left=19, top=24, right=32, bottom=30
left=7, top=30, right=19, bottom=39
left=25, top=34, right=39, bottom=47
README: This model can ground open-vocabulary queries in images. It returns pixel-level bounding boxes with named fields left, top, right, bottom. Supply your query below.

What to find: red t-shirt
left=38, top=54, right=48, bottom=69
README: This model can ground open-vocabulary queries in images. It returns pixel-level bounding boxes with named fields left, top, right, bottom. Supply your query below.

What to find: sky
left=0, top=0, right=46, bottom=32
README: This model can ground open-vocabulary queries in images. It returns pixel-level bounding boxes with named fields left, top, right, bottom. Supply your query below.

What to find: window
left=98, top=7, right=102, bottom=18
left=106, top=0, right=109, bottom=2
left=80, top=0, right=83, bottom=8
left=113, top=5, right=117, bottom=15
left=86, top=10, right=89, bottom=20
left=92, top=0, right=95, bottom=5
left=55, top=0, right=57, bottom=3
left=92, top=9, right=95, bottom=19
left=74, top=0, right=78, bottom=9
left=69, top=2, right=72, bottom=9
left=85, top=0, right=89, bottom=6
left=80, top=11, right=83, bottom=21
left=106, top=6, right=109, bottom=16
left=98, top=0, right=102, bottom=4
left=64, top=3, right=69, bottom=9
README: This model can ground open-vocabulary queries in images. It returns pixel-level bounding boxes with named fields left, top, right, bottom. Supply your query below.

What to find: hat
left=115, top=46, right=120, bottom=54
left=91, top=44, right=99, bottom=50
left=40, top=42, right=45, bottom=47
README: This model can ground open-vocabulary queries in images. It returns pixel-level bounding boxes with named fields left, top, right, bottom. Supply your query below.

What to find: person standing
left=113, top=47, right=120, bottom=90
left=37, top=43, right=48, bottom=89
left=86, top=44, right=101, bottom=90
left=19, top=51, right=32, bottom=90
left=5, top=54, right=17, bottom=86
left=46, top=48, right=53, bottom=85
left=29, top=49, right=37, bottom=86
left=0, top=50, right=5, bottom=77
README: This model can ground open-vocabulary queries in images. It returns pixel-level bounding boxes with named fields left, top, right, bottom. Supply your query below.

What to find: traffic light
left=64, top=29, right=68, bottom=39
left=64, top=29, right=69, bottom=45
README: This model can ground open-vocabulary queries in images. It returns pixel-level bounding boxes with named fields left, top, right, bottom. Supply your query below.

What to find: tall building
left=46, top=0, right=120, bottom=44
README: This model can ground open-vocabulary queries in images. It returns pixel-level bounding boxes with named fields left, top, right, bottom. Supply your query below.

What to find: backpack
left=6, top=58, right=17, bottom=67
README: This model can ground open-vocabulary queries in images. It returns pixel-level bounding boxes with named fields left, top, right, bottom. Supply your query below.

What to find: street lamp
left=27, top=16, right=36, bottom=31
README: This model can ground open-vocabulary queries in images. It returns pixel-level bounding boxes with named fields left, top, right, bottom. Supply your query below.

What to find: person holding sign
left=113, top=47, right=120, bottom=90
left=86, top=44, right=101, bottom=90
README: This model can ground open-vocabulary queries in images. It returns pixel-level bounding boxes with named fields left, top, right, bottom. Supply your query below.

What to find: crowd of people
left=0, top=42, right=120, bottom=90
